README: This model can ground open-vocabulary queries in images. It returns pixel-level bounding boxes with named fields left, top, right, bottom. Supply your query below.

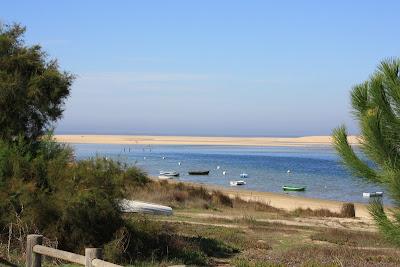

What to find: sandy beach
left=168, top=180, right=372, bottom=219
left=55, top=134, right=359, bottom=147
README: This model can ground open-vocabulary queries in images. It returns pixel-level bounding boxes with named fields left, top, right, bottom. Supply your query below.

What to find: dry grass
left=164, top=215, right=400, bottom=267
left=127, top=180, right=233, bottom=210
left=267, top=245, right=400, bottom=267
left=232, top=197, right=284, bottom=213
left=291, top=202, right=356, bottom=218
left=311, top=228, right=392, bottom=248
left=128, top=180, right=357, bottom=220
left=233, top=245, right=400, bottom=266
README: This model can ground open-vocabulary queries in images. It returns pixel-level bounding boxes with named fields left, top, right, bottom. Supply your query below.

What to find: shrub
left=211, top=190, right=233, bottom=207
left=341, top=203, right=356, bottom=218
left=173, top=190, right=189, bottom=202
left=0, top=136, right=150, bottom=253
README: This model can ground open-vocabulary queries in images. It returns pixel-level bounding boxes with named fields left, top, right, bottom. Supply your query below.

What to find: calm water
left=72, top=144, right=389, bottom=204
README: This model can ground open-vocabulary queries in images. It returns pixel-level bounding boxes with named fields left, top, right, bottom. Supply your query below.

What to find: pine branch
left=332, top=126, right=379, bottom=183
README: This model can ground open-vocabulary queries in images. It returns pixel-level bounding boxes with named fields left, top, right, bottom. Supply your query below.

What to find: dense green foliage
left=333, top=58, right=400, bottom=245
left=0, top=136, right=149, bottom=251
left=0, top=23, right=73, bottom=142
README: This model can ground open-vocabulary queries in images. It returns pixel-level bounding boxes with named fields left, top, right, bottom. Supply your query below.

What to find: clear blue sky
left=3, top=1, right=400, bottom=136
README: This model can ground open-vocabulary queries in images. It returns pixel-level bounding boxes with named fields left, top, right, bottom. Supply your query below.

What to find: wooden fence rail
left=26, top=234, right=122, bottom=267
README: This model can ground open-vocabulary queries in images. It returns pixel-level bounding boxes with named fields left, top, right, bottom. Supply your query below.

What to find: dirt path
left=175, top=211, right=377, bottom=232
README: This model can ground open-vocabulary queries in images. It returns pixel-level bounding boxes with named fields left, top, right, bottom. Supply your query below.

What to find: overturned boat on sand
left=119, top=199, right=173, bottom=215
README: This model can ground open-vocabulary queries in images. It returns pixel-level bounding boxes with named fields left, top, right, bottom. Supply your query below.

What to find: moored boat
left=159, top=171, right=179, bottom=176
left=230, top=180, right=246, bottom=186
left=363, top=192, right=383, bottom=198
left=188, top=170, right=210, bottom=175
left=282, top=185, right=306, bottom=191
left=240, top=173, right=248, bottom=178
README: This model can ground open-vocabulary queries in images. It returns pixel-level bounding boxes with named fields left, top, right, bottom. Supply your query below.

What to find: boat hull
left=158, top=175, right=173, bottom=180
left=363, top=192, right=383, bottom=198
left=188, top=171, right=210, bottom=175
left=282, top=186, right=306, bottom=191
left=159, top=171, right=180, bottom=177
left=230, top=180, right=246, bottom=186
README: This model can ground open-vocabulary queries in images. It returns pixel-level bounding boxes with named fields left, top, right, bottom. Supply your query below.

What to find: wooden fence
left=26, top=234, right=122, bottom=267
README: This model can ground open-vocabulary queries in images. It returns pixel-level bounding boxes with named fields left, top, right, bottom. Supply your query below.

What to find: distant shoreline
left=54, top=134, right=359, bottom=147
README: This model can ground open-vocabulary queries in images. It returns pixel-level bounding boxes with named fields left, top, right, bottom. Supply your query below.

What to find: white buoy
left=143, top=157, right=146, bottom=160
left=222, top=171, right=227, bottom=175
left=178, top=162, right=181, bottom=165
left=287, top=170, right=291, bottom=173
left=217, top=166, right=220, bottom=170
left=162, top=156, right=166, bottom=159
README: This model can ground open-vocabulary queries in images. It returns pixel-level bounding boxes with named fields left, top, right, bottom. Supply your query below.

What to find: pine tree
left=333, top=58, right=400, bottom=245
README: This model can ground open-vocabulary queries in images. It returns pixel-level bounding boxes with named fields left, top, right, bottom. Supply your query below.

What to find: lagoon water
left=72, top=144, right=389, bottom=204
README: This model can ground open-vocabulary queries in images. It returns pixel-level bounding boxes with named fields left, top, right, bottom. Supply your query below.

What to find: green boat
left=282, top=185, right=306, bottom=191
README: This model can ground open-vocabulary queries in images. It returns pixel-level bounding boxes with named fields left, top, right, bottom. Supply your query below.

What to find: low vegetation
left=291, top=202, right=355, bottom=218
left=127, top=180, right=284, bottom=213
left=311, top=228, right=391, bottom=247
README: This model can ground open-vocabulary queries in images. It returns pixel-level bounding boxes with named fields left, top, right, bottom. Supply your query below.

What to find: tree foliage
left=0, top=135, right=150, bottom=252
left=0, top=23, right=74, bottom=142
left=333, top=58, right=400, bottom=245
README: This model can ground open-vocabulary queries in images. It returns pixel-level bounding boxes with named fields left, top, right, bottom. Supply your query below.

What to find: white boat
left=119, top=199, right=173, bottom=215
left=230, top=180, right=246, bottom=186
left=159, top=171, right=179, bottom=176
left=158, top=175, right=173, bottom=180
left=363, top=192, right=383, bottom=198
left=240, top=173, right=248, bottom=178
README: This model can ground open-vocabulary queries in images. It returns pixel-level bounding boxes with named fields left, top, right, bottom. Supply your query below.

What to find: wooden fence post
left=85, top=248, right=102, bottom=267
left=26, top=234, right=43, bottom=267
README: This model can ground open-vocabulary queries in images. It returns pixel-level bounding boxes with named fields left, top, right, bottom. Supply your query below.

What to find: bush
left=211, top=190, right=233, bottom=207
left=102, top=217, right=233, bottom=266
left=0, top=136, right=150, bottom=253
left=0, top=136, right=239, bottom=265
left=341, top=202, right=356, bottom=218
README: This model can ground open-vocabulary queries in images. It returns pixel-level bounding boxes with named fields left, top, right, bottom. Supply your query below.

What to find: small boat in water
left=363, top=192, right=383, bottom=198
left=159, top=171, right=179, bottom=177
left=230, top=180, right=246, bottom=186
left=282, top=185, right=306, bottom=191
left=188, top=170, right=210, bottom=175
left=240, top=173, right=248, bottom=178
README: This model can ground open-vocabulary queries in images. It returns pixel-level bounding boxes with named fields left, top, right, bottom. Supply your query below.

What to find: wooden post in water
left=85, top=248, right=102, bottom=267
left=26, top=234, right=43, bottom=267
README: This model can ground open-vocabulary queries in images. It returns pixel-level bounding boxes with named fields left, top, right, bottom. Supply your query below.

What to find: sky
left=2, top=1, right=400, bottom=136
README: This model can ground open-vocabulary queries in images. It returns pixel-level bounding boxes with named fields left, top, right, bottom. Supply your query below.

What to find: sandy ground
left=162, top=179, right=372, bottom=219
left=55, top=134, right=359, bottom=147
left=218, top=185, right=371, bottom=219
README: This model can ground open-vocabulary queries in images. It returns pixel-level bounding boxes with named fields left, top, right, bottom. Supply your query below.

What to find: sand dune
left=55, top=134, right=359, bottom=147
